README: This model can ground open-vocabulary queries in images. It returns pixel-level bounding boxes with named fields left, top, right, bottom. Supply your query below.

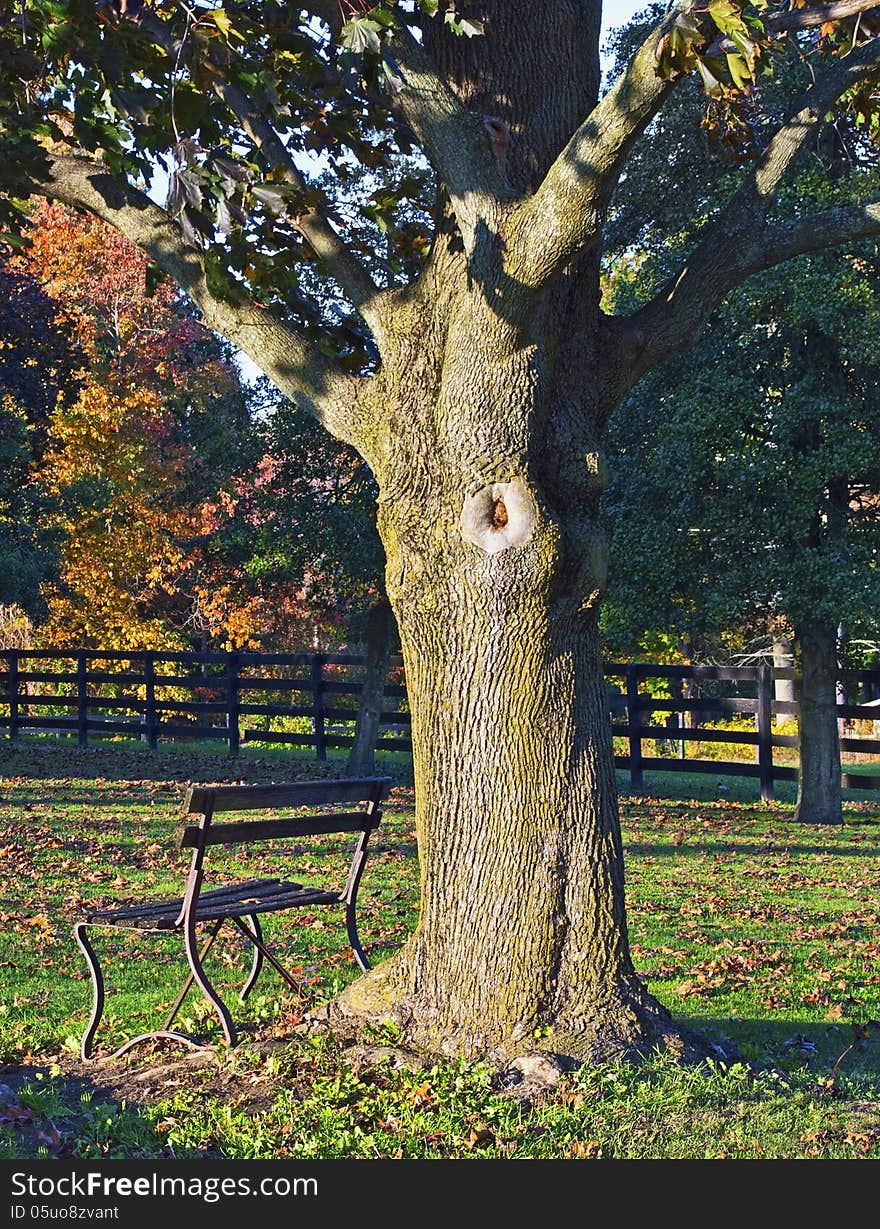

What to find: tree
left=232, top=388, right=395, bottom=769
left=0, top=252, right=81, bottom=613
left=233, top=389, right=385, bottom=644
left=600, top=14, right=880, bottom=824
left=3, top=0, right=880, bottom=1062
left=603, top=244, right=880, bottom=822
left=15, top=201, right=261, bottom=649
left=604, top=242, right=880, bottom=820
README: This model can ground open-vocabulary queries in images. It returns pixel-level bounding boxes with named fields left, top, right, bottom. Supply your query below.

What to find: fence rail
left=2, top=650, right=880, bottom=797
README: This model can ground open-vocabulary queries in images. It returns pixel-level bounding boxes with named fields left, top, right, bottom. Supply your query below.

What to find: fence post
left=144, top=653, right=158, bottom=751
left=312, top=652, right=326, bottom=762
left=76, top=651, right=88, bottom=748
left=7, top=651, right=19, bottom=742
left=626, top=663, right=643, bottom=788
left=757, top=664, right=774, bottom=802
left=226, top=651, right=240, bottom=756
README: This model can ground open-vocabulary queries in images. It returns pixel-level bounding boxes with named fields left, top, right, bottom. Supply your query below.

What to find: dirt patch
left=0, top=1037, right=315, bottom=1157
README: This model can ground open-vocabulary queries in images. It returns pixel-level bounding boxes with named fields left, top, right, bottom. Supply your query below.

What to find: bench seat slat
left=87, top=879, right=339, bottom=928
left=196, top=887, right=340, bottom=921
left=87, top=878, right=282, bottom=923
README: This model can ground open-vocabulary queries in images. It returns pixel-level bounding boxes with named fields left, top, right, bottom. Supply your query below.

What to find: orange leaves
left=675, top=940, right=789, bottom=998
left=463, top=1125, right=495, bottom=1149
left=5, top=201, right=270, bottom=651
left=15, top=202, right=185, bottom=369
left=409, top=1081, right=434, bottom=1108
left=39, top=380, right=201, bottom=650
left=9, top=199, right=341, bottom=654
left=569, top=1139, right=603, bottom=1158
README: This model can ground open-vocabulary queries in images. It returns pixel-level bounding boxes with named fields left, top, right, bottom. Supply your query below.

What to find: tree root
left=307, top=955, right=714, bottom=1069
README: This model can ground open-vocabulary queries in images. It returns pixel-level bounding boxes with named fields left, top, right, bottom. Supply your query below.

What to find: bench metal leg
left=229, top=916, right=302, bottom=993
left=75, top=920, right=226, bottom=1060
left=162, top=919, right=224, bottom=1031
left=184, top=915, right=236, bottom=1047
left=109, top=1030, right=207, bottom=1060
left=239, top=914, right=264, bottom=1002
left=73, top=923, right=105, bottom=1061
left=346, top=900, right=371, bottom=972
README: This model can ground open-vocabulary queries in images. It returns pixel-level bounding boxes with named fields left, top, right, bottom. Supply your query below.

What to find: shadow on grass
left=682, top=1015, right=880, bottom=1084
left=0, top=1058, right=173, bottom=1160
left=625, top=842, right=880, bottom=858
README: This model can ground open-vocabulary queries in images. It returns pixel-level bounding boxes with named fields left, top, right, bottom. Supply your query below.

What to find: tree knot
left=460, top=478, right=536, bottom=556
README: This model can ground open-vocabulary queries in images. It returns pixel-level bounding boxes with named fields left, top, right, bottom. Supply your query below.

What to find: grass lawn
left=1, top=738, right=879, bottom=1160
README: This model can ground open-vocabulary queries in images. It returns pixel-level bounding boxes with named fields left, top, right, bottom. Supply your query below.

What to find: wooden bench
left=72, top=776, right=391, bottom=1060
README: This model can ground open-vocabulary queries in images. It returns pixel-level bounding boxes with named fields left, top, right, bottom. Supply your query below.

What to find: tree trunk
left=330, top=284, right=688, bottom=1061
left=337, top=591, right=676, bottom=1061
left=322, top=2, right=697, bottom=1063
left=347, top=597, right=396, bottom=777
left=794, top=620, right=842, bottom=824
left=772, top=637, right=795, bottom=729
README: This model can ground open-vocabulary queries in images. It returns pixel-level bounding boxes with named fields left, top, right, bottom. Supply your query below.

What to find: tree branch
left=507, top=0, right=880, bottom=293
left=35, top=154, right=368, bottom=449
left=770, top=197, right=880, bottom=254
left=384, top=23, right=513, bottom=250
left=507, top=10, right=679, bottom=290
left=767, top=0, right=880, bottom=35
left=618, top=35, right=880, bottom=384
left=132, top=9, right=385, bottom=323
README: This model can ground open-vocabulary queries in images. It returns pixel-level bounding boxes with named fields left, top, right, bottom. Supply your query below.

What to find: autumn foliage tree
left=0, top=250, right=81, bottom=614
left=14, top=201, right=262, bottom=649
left=3, top=202, right=384, bottom=653
left=2, top=1, right=880, bottom=1062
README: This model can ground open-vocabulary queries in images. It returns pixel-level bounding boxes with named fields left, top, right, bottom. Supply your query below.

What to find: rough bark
left=423, top=0, right=601, bottom=194
left=316, top=212, right=692, bottom=1061
left=311, top=6, right=690, bottom=1061
left=794, top=620, right=843, bottom=824
left=347, top=598, right=396, bottom=777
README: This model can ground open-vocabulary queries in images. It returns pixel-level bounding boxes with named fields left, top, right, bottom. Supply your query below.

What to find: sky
left=602, top=0, right=651, bottom=43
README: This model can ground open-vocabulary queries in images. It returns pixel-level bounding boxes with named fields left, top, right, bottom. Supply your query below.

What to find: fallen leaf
left=570, top=1139, right=602, bottom=1158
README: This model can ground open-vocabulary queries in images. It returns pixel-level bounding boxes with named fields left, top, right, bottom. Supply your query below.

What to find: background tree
left=232, top=387, right=393, bottom=770
left=0, top=253, right=81, bottom=614
left=2, top=0, right=880, bottom=1062
left=3, top=200, right=389, bottom=657
left=15, top=201, right=262, bottom=649
left=601, top=8, right=880, bottom=823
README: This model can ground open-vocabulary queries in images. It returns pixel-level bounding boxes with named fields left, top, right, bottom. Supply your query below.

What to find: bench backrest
left=178, top=777, right=392, bottom=849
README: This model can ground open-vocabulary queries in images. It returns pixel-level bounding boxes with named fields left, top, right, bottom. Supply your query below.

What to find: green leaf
left=251, top=184, right=287, bottom=215
left=729, top=30, right=758, bottom=73
left=208, top=9, right=245, bottom=44
left=341, top=18, right=383, bottom=55
left=695, top=57, right=724, bottom=97
left=211, top=154, right=249, bottom=184
left=708, top=0, right=745, bottom=38
left=726, top=52, right=750, bottom=91
left=0, top=230, right=29, bottom=252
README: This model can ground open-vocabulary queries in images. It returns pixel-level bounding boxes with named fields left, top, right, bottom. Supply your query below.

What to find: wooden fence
left=608, top=661, right=880, bottom=798
left=2, top=650, right=880, bottom=798
left=0, top=648, right=410, bottom=759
